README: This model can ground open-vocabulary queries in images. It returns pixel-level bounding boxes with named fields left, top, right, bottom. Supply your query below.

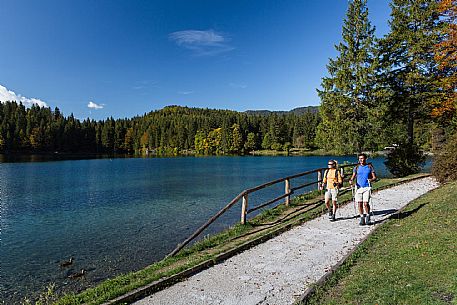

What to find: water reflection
left=0, top=153, right=131, bottom=163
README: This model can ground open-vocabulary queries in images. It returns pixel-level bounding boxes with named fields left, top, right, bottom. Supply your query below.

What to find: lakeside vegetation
left=302, top=179, right=457, bottom=305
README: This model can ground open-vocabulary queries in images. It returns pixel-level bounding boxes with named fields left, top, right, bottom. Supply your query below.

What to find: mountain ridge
left=244, top=106, right=319, bottom=116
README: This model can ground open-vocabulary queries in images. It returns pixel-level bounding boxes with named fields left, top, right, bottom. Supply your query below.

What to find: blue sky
left=0, top=0, right=391, bottom=120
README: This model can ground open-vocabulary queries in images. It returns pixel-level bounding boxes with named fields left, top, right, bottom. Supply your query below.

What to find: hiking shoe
left=359, top=215, right=365, bottom=226
left=328, top=211, right=333, bottom=219
left=365, top=214, right=371, bottom=225
left=330, top=214, right=336, bottom=222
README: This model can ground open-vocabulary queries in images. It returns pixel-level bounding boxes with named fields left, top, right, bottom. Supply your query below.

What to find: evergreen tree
left=261, top=132, right=272, bottom=150
left=378, top=0, right=440, bottom=145
left=317, top=0, right=378, bottom=154
left=230, top=123, right=243, bottom=153
left=244, top=132, right=257, bottom=152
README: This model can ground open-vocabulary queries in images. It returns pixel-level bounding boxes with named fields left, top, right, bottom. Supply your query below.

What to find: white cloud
left=0, top=84, right=48, bottom=108
left=169, top=29, right=234, bottom=56
left=88, top=101, right=104, bottom=109
left=178, top=90, right=194, bottom=95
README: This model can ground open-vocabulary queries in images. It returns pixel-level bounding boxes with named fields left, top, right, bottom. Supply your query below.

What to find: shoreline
left=0, top=149, right=402, bottom=160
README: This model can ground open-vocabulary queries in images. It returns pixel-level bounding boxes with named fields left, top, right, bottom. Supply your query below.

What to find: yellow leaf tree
left=433, top=0, right=457, bottom=122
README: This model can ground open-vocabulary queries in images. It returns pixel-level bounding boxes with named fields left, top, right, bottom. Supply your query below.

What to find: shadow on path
left=370, top=203, right=427, bottom=225
left=372, top=209, right=398, bottom=216
left=335, top=204, right=427, bottom=224
left=334, top=209, right=397, bottom=222
left=334, top=215, right=358, bottom=221
left=390, top=202, right=428, bottom=220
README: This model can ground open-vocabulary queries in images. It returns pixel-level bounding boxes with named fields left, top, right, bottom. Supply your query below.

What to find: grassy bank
left=249, top=148, right=389, bottom=157
left=302, top=179, right=457, bottom=305
left=250, top=148, right=339, bottom=156
left=47, top=174, right=428, bottom=305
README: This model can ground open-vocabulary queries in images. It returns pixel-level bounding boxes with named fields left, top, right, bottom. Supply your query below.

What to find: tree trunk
left=432, top=127, right=445, bottom=152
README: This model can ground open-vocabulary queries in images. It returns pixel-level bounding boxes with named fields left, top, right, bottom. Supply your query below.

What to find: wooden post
left=285, top=178, right=290, bottom=206
left=241, top=193, right=248, bottom=224
left=317, top=170, right=322, bottom=190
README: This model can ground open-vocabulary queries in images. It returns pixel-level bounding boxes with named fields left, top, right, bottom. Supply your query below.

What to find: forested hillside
left=0, top=103, right=321, bottom=155
left=244, top=106, right=319, bottom=116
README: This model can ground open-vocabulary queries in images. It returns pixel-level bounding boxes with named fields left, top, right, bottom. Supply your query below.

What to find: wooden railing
left=168, top=162, right=360, bottom=257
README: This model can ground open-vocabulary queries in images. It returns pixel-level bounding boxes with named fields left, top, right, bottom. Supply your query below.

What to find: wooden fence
left=168, top=162, right=360, bottom=257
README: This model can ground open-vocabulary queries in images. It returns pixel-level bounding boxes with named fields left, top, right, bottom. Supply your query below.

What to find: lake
left=0, top=155, right=430, bottom=302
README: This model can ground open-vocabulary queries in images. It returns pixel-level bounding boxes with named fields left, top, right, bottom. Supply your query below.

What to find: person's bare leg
left=358, top=201, right=365, bottom=225
left=325, top=198, right=331, bottom=211
left=330, top=200, right=337, bottom=221
left=364, top=201, right=371, bottom=224
left=364, top=202, right=370, bottom=214
left=325, top=193, right=332, bottom=219
left=358, top=201, right=364, bottom=214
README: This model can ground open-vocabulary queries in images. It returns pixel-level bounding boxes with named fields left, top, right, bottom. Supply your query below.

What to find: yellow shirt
left=323, top=168, right=343, bottom=189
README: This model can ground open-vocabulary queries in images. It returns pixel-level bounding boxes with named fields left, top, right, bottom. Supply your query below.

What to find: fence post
left=317, top=170, right=322, bottom=190
left=241, top=193, right=248, bottom=224
left=285, top=178, right=290, bottom=206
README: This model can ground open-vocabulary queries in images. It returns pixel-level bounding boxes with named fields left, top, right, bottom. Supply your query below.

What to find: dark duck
left=59, top=257, right=74, bottom=268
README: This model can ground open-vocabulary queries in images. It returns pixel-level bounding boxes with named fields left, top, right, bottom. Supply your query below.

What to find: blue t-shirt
left=354, top=164, right=373, bottom=188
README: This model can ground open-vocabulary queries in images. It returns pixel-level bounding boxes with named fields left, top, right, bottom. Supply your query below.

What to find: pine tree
left=317, top=0, right=377, bottom=154
left=244, top=132, right=257, bottom=152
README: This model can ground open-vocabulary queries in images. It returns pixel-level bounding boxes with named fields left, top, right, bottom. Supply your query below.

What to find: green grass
left=302, top=179, right=457, bottom=305
left=46, top=174, right=429, bottom=305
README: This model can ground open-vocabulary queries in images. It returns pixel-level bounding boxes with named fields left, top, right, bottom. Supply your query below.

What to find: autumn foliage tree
left=432, top=0, right=457, bottom=126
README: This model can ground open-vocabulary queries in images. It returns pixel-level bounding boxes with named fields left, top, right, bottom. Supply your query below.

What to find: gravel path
left=134, top=177, right=439, bottom=305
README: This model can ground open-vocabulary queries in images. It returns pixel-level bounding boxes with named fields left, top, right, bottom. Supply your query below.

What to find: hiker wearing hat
left=349, top=153, right=377, bottom=225
left=320, top=160, right=343, bottom=222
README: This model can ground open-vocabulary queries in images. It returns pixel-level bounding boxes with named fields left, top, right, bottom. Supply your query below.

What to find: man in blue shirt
left=349, top=153, right=377, bottom=225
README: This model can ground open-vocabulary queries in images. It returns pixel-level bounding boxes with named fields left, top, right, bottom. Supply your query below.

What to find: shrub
left=271, top=142, right=283, bottom=151
left=432, top=132, right=457, bottom=183
left=384, top=142, right=426, bottom=177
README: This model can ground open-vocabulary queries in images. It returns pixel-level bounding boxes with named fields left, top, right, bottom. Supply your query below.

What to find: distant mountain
left=245, top=106, right=319, bottom=116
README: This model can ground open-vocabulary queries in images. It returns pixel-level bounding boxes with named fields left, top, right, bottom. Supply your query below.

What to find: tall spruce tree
left=378, top=0, right=439, bottom=176
left=378, top=0, right=440, bottom=145
left=317, top=0, right=378, bottom=154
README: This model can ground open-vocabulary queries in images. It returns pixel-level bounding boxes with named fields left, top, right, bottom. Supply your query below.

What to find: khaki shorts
left=355, top=187, right=371, bottom=202
left=325, top=188, right=338, bottom=201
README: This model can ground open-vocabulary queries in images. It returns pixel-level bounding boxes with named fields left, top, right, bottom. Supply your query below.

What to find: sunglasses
left=328, top=163, right=334, bottom=165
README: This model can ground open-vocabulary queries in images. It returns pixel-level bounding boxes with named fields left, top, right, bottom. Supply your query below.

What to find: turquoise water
left=0, top=155, right=429, bottom=301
